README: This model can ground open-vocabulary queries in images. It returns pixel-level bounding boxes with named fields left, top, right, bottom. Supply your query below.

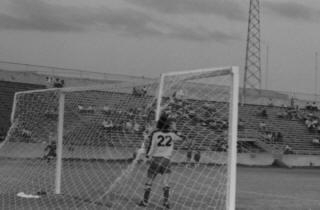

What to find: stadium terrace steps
left=239, top=104, right=320, bottom=154
left=2, top=82, right=320, bottom=155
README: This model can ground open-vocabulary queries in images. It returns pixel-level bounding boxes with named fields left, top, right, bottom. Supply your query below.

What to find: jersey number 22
left=157, top=135, right=172, bottom=147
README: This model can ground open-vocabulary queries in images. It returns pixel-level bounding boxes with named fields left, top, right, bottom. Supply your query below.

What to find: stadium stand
left=15, top=90, right=267, bottom=153
left=2, top=77, right=320, bottom=155
left=61, top=92, right=320, bottom=155
left=241, top=104, right=320, bottom=154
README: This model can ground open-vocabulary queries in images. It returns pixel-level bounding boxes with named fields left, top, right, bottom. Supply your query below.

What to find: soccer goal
left=0, top=66, right=239, bottom=210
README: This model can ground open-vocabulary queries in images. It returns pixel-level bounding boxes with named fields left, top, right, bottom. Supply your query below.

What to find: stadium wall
left=3, top=143, right=320, bottom=167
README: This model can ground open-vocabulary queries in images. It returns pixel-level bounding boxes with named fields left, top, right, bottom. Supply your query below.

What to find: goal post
left=156, top=66, right=239, bottom=210
left=1, top=66, right=239, bottom=210
left=55, top=91, right=65, bottom=194
left=227, top=67, right=239, bottom=210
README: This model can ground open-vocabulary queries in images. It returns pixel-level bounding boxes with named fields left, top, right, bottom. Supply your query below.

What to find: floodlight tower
left=243, top=0, right=261, bottom=103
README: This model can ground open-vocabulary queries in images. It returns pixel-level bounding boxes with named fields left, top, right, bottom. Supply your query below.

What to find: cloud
left=0, top=11, right=82, bottom=32
left=0, top=0, right=85, bottom=31
left=0, top=0, right=240, bottom=42
left=126, top=0, right=247, bottom=21
left=94, top=8, right=241, bottom=42
left=159, top=24, right=240, bottom=42
left=263, top=1, right=320, bottom=22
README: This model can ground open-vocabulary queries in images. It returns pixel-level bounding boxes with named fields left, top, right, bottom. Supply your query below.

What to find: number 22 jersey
left=147, top=130, right=181, bottom=159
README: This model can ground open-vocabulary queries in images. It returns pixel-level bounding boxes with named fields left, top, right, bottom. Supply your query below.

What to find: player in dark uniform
left=43, top=141, right=57, bottom=163
left=138, top=114, right=183, bottom=209
left=185, top=138, right=193, bottom=167
left=193, top=150, right=201, bottom=167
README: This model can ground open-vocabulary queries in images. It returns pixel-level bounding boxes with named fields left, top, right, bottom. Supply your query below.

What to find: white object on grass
left=17, top=192, right=40, bottom=199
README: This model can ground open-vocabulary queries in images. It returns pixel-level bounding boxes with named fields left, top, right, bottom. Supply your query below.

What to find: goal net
left=0, top=66, right=239, bottom=210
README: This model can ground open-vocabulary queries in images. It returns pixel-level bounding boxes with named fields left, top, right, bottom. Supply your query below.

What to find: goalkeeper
left=138, top=114, right=183, bottom=209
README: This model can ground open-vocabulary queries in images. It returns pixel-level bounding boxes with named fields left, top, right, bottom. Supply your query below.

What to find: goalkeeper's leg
left=138, top=158, right=158, bottom=207
left=138, top=177, right=153, bottom=207
left=162, top=173, right=170, bottom=209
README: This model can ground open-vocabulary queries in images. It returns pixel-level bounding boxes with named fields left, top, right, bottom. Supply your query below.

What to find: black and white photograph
left=0, top=0, right=320, bottom=209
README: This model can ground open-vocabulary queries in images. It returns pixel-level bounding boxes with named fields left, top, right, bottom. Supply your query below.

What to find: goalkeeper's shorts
left=147, top=157, right=171, bottom=179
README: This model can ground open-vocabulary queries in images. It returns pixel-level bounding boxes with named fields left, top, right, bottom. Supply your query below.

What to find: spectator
left=305, top=118, right=313, bottom=130
left=46, top=77, right=54, bottom=88
left=257, top=108, right=268, bottom=118
left=268, top=98, right=274, bottom=107
left=265, top=131, right=273, bottom=142
left=132, top=87, right=138, bottom=95
left=307, top=112, right=314, bottom=118
left=78, top=105, right=94, bottom=113
left=274, top=131, right=283, bottom=142
left=277, top=110, right=288, bottom=119
left=102, top=105, right=111, bottom=113
left=311, top=118, right=319, bottom=129
left=133, top=120, right=141, bottom=132
left=78, top=105, right=84, bottom=112
left=261, top=108, right=268, bottom=117
left=312, top=138, right=320, bottom=145
left=193, top=150, right=201, bottom=167
left=306, top=102, right=313, bottom=111
left=312, top=102, right=318, bottom=111
left=259, top=121, right=267, bottom=132
left=287, top=108, right=297, bottom=120
left=87, top=105, right=94, bottom=112
left=220, top=143, right=227, bottom=152
left=188, top=109, right=196, bottom=118
left=53, top=78, right=64, bottom=88
left=127, top=109, right=135, bottom=118
left=209, top=121, right=217, bottom=129
left=132, top=87, right=146, bottom=96
left=142, top=86, right=147, bottom=96
left=221, top=120, right=228, bottom=129
left=238, top=119, right=245, bottom=130
left=126, top=120, right=133, bottom=131
left=185, top=138, right=193, bottom=167
left=176, top=89, right=184, bottom=99
left=102, top=120, right=114, bottom=128
left=171, top=121, right=177, bottom=131
left=21, top=128, right=31, bottom=138
left=284, top=145, right=293, bottom=154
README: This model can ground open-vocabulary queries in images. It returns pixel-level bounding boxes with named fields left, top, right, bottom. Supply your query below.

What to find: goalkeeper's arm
left=145, top=134, right=155, bottom=159
left=135, top=134, right=149, bottom=161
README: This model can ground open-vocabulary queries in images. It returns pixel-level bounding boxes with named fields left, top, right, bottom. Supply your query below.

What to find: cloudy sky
left=0, top=0, right=319, bottom=93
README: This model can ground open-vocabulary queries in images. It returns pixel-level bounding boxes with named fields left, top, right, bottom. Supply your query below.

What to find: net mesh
left=0, top=68, right=237, bottom=209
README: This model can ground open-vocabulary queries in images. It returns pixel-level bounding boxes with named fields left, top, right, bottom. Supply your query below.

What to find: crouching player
left=138, top=114, right=183, bottom=209
left=43, top=140, right=57, bottom=163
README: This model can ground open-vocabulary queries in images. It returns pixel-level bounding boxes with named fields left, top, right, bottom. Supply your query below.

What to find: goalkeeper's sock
left=143, top=183, right=152, bottom=204
left=163, top=186, right=170, bottom=205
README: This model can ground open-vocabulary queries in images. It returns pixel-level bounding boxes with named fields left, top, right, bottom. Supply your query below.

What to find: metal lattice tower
left=243, top=0, right=261, bottom=103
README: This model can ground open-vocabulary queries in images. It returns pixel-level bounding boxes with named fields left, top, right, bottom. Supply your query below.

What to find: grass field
left=1, top=158, right=320, bottom=210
